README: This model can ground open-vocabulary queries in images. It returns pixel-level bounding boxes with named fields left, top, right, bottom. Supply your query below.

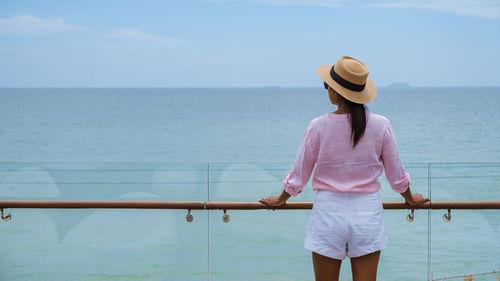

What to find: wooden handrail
left=0, top=200, right=499, bottom=210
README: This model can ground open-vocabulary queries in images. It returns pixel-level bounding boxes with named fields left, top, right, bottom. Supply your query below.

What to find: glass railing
left=429, top=163, right=499, bottom=281
left=0, top=162, right=498, bottom=281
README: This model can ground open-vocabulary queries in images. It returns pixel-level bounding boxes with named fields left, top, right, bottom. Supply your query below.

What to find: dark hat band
left=330, top=65, right=366, bottom=92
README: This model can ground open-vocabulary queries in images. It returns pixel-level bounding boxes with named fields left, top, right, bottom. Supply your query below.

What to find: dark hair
left=335, top=92, right=368, bottom=148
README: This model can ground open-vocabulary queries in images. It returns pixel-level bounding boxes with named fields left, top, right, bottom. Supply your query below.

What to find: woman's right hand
left=405, top=192, right=430, bottom=206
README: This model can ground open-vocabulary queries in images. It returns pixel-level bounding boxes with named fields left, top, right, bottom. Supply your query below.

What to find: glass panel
left=377, top=210, right=429, bottom=281
left=207, top=162, right=315, bottom=202
left=430, top=162, right=500, bottom=201
left=431, top=162, right=500, bottom=280
left=0, top=162, right=208, bottom=280
left=208, top=162, right=314, bottom=280
left=377, top=162, right=430, bottom=281
left=430, top=210, right=499, bottom=281
left=0, top=162, right=208, bottom=200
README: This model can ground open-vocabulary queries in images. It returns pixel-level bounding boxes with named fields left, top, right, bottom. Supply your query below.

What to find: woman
left=259, top=56, right=429, bottom=281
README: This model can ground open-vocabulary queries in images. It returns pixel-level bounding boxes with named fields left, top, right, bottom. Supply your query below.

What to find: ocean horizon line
left=1, top=85, right=500, bottom=89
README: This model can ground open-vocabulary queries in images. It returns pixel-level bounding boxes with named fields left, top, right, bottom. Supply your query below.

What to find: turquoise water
left=0, top=87, right=499, bottom=163
left=0, top=88, right=499, bottom=280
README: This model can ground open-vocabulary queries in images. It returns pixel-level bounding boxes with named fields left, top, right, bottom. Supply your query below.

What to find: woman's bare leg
left=312, top=251, right=342, bottom=281
left=350, top=250, right=381, bottom=281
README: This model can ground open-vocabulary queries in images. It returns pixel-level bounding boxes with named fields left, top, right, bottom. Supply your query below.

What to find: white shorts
left=304, top=190, right=388, bottom=260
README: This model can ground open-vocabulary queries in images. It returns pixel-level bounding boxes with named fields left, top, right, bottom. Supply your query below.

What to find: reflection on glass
left=0, top=162, right=208, bottom=281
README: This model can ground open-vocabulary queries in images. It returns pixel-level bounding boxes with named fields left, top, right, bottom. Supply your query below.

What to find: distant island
left=386, top=82, right=411, bottom=88
left=387, top=82, right=411, bottom=88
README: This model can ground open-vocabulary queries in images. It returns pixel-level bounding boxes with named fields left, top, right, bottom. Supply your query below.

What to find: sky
left=0, top=0, right=499, bottom=87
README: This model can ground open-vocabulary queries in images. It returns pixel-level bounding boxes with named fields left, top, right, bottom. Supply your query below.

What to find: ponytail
left=337, top=93, right=367, bottom=148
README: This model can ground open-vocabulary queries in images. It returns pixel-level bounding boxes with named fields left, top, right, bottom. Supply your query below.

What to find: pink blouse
left=283, top=111, right=410, bottom=196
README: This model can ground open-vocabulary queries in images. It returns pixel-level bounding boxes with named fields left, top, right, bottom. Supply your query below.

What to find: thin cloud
left=206, top=0, right=349, bottom=7
left=0, top=15, right=89, bottom=34
left=370, top=0, right=500, bottom=19
left=208, top=0, right=500, bottom=19
left=110, top=28, right=189, bottom=46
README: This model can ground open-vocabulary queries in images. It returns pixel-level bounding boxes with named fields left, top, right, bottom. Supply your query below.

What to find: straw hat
left=316, top=55, right=376, bottom=104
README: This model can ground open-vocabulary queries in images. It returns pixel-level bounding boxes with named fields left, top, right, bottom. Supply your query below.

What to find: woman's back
left=283, top=111, right=410, bottom=195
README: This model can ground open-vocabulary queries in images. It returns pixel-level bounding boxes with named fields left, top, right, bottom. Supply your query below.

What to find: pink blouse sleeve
left=381, top=122, right=411, bottom=193
left=282, top=128, right=316, bottom=196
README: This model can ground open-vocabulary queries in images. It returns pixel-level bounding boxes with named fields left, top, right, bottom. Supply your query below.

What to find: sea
left=0, top=87, right=499, bottom=280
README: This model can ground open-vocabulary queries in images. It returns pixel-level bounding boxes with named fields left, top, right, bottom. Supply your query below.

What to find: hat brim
left=316, top=64, right=376, bottom=104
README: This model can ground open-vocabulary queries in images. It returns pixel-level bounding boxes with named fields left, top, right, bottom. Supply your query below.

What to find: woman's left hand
left=259, top=195, right=287, bottom=207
